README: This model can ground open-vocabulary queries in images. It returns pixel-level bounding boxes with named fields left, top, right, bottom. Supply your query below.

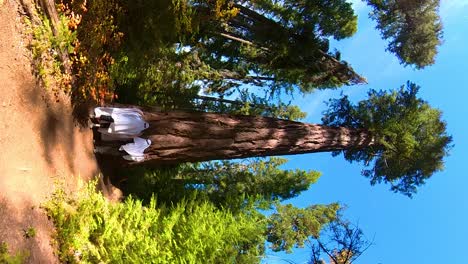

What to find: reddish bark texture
left=140, top=111, right=374, bottom=164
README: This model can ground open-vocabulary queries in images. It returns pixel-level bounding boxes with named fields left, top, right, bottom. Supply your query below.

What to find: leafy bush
left=44, top=181, right=265, bottom=263
left=22, top=227, right=36, bottom=239
left=117, top=164, right=188, bottom=204
left=25, top=10, right=76, bottom=93
left=0, top=242, right=29, bottom=264
left=58, top=0, right=124, bottom=102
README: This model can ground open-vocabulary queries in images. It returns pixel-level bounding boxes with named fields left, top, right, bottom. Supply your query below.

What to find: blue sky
left=263, top=0, right=468, bottom=263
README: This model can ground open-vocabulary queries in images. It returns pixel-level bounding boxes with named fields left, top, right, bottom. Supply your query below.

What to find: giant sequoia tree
left=133, top=82, right=451, bottom=195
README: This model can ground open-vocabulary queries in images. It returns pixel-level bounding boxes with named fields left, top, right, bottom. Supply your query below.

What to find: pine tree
left=366, top=0, right=443, bottom=68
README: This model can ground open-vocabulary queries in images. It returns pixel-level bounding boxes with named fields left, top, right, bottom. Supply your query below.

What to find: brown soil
left=0, top=1, right=102, bottom=262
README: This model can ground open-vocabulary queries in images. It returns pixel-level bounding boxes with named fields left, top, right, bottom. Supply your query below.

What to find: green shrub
left=117, top=165, right=188, bottom=205
left=22, top=227, right=36, bottom=239
left=44, top=181, right=265, bottom=263
left=0, top=242, right=29, bottom=264
left=25, top=10, right=76, bottom=92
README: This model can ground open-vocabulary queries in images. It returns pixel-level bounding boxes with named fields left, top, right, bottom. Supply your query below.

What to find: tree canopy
left=267, top=203, right=340, bottom=253
left=111, top=0, right=365, bottom=104
left=192, top=0, right=364, bottom=93
left=366, top=0, right=443, bottom=68
left=121, top=158, right=320, bottom=213
left=322, top=82, right=452, bottom=196
left=180, top=158, right=320, bottom=211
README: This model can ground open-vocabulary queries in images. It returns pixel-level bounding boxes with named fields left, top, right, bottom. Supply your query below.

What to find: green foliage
left=44, top=181, right=266, bottom=263
left=108, top=0, right=210, bottom=106
left=23, top=227, right=36, bottom=239
left=266, top=203, right=340, bottom=253
left=108, top=0, right=363, bottom=106
left=366, top=0, right=443, bottom=68
left=61, top=0, right=124, bottom=101
left=110, top=49, right=201, bottom=108
left=120, top=158, right=319, bottom=213
left=118, top=164, right=188, bottom=204
left=193, top=92, right=307, bottom=121
left=250, top=0, right=357, bottom=40
left=118, top=0, right=202, bottom=51
left=190, top=0, right=363, bottom=94
left=0, top=242, right=29, bottom=264
left=25, top=10, right=76, bottom=92
left=50, top=0, right=364, bottom=109
left=322, top=82, right=452, bottom=196
left=181, top=158, right=321, bottom=211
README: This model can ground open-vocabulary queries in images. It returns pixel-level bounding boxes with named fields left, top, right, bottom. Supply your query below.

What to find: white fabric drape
left=119, top=137, right=152, bottom=162
left=94, top=107, right=149, bottom=140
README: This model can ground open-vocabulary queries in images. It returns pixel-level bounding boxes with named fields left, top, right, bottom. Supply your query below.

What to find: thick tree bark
left=138, top=111, right=375, bottom=165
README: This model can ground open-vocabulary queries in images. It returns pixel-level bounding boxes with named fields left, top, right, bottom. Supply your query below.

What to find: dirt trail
left=0, top=1, right=99, bottom=262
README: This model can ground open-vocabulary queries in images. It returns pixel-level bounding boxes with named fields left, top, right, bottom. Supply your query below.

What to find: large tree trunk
left=138, top=110, right=375, bottom=165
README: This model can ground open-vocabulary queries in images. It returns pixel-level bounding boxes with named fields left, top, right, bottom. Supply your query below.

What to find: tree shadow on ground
left=22, top=73, right=98, bottom=178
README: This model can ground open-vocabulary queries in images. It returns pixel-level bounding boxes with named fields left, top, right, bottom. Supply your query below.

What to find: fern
left=44, top=180, right=265, bottom=263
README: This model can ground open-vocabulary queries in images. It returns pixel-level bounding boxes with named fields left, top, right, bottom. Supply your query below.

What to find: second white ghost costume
left=119, top=137, right=152, bottom=162
left=94, top=107, right=149, bottom=141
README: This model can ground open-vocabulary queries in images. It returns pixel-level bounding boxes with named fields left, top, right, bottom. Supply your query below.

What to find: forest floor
left=0, top=1, right=110, bottom=262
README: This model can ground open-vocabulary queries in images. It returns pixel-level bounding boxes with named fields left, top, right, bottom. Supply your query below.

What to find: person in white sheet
left=119, top=137, right=152, bottom=162
left=94, top=137, right=151, bottom=162
left=90, top=107, right=149, bottom=140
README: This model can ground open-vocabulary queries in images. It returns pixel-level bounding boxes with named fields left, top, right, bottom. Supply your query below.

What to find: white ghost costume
left=119, top=137, right=152, bottom=162
left=94, top=107, right=149, bottom=141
